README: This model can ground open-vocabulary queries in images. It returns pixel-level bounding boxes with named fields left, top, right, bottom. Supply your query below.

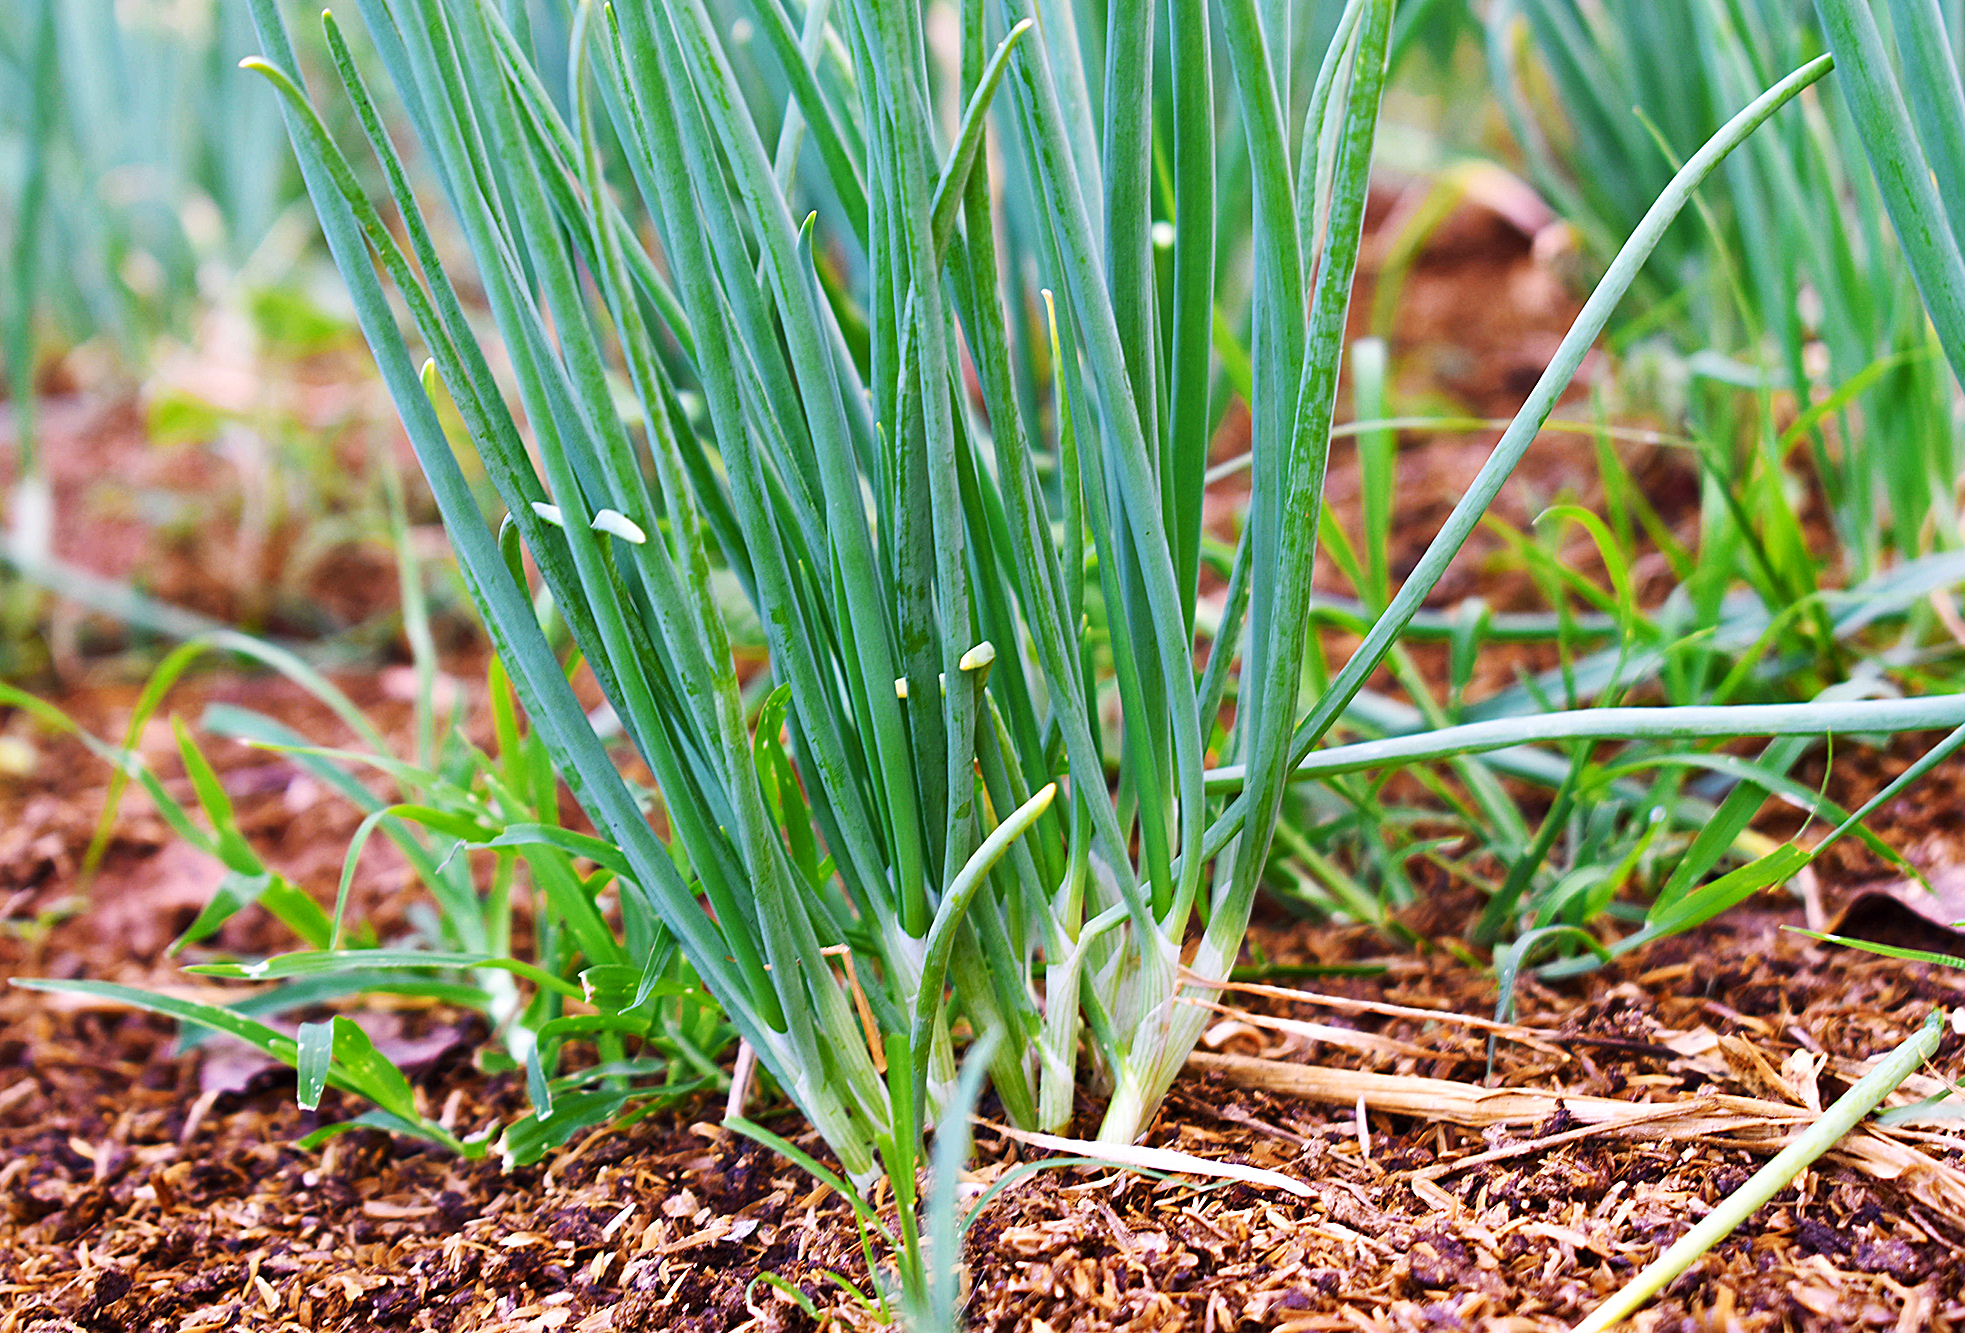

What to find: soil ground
left=0, top=187, right=1960, bottom=1332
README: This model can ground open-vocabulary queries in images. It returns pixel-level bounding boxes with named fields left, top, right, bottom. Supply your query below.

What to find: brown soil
left=1, top=889, right=1959, bottom=1332
left=1, top=188, right=1960, bottom=1333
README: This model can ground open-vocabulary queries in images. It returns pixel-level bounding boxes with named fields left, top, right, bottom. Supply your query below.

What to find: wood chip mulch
left=2, top=904, right=1960, bottom=1333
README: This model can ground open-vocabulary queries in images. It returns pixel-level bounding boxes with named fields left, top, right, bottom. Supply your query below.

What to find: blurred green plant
left=1776, top=0, right=1965, bottom=1109
left=1489, top=0, right=1962, bottom=575
left=0, top=0, right=376, bottom=674
left=1813, top=0, right=1965, bottom=384
left=0, top=0, right=294, bottom=372
left=1244, top=0, right=1965, bottom=966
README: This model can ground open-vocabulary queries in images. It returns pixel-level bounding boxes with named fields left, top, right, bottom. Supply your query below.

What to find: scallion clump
left=234, top=0, right=1965, bottom=1197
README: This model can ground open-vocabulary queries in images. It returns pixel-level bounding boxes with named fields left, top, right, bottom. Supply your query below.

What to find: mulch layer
left=1, top=898, right=1960, bottom=1333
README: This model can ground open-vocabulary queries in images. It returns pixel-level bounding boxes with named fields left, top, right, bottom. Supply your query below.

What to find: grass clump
left=237, top=0, right=1404, bottom=1186
left=10, top=624, right=728, bottom=1164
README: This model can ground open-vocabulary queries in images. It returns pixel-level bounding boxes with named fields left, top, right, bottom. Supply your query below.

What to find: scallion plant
left=1813, top=0, right=1965, bottom=394
left=0, top=0, right=295, bottom=379
left=1492, top=0, right=1963, bottom=575
left=232, top=0, right=1965, bottom=1198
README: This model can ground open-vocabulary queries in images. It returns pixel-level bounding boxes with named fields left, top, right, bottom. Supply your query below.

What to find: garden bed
left=2, top=185, right=1961, bottom=1332
left=3, top=878, right=1961, bottom=1331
